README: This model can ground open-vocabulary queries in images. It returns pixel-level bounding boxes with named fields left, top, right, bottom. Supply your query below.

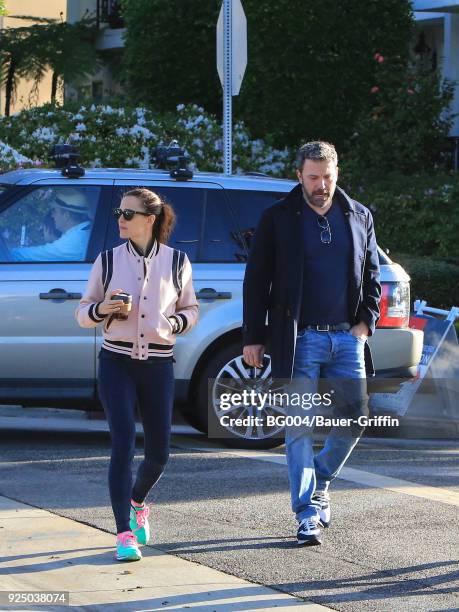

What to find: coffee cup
left=112, top=291, right=132, bottom=320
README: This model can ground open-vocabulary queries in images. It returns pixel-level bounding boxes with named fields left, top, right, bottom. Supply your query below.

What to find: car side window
left=109, top=186, right=203, bottom=262
left=108, top=186, right=280, bottom=263
left=227, top=190, right=284, bottom=256
left=201, top=188, right=242, bottom=262
left=0, top=185, right=101, bottom=263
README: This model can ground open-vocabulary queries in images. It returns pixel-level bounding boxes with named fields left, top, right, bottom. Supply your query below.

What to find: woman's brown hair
left=123, top=187, right=176, bottom=244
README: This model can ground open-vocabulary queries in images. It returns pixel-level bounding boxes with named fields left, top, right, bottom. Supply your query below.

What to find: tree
left=0, top=14, right=99, bottom=113
left=342, top=55, right=455, bottom=177
left=0, top=26, right=36, bottom=115
left=119, top=0, right=414, bottom=151
left=38, top=15, right=99, bottom=102
left=120, top=0, right=220, bottom=115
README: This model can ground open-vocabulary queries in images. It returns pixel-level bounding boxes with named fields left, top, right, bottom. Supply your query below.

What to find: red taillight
left=377, top=282, right=410, bottom=328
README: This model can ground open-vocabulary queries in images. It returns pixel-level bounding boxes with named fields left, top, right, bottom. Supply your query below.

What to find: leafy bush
left=120, top=0, right=414, bottom=149
left=342, top=58, right=454, bottom=176
left=343, top=171, right=459, bottom=259
left=0, top=141, right=33, bottom=169
left=0, top=102, right=291, bottom=176
left=392, top=253, right=459, bottom=310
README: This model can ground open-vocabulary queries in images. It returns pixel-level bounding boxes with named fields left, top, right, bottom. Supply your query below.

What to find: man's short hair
left=296, top=141, right=338, bottom=171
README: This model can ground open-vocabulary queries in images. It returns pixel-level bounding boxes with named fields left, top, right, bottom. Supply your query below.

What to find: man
left=10, top=188, right=91, bottom=262
left=243, top=141, right=381, bottom=545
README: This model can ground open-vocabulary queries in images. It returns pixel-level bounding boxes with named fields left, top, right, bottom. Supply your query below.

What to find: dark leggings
left=97, top=351, right=175, bottom=534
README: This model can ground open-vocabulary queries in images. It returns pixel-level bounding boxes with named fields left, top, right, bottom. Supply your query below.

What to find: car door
left=0, top=179, right=112, bottom=404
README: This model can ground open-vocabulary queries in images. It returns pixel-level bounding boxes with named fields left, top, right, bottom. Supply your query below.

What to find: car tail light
left=377, top=282, right=410, bottom=328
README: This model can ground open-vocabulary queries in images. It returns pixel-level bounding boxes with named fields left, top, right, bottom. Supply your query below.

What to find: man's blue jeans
left=285, top=329, right=368, bottom=524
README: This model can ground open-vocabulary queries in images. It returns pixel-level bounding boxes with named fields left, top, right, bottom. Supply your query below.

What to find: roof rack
left=49, top=144, right=85, bottom=179
left=152, top=140, right=193, bottom=181
left=244, top=171, right=269, bottom=177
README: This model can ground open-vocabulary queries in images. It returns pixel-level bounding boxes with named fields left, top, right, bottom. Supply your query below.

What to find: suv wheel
left=192, top=341, right=286, bottom=449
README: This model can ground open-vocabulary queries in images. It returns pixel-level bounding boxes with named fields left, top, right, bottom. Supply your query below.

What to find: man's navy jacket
left=242, top=183, right=381, bottom=379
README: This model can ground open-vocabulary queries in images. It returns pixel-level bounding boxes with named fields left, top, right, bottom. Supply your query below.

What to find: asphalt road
left=0, top=427, right=458, bottom=612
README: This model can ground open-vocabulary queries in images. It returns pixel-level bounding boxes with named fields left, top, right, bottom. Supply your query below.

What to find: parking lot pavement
left=0, top=426, right=458, bottom=612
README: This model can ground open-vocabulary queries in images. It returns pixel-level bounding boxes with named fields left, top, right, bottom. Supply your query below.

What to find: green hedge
left=342, top=171, right=459, bottom=260
left=120, top=0, right=413, bottom=150
left=391, top=253, right=459, bottom=310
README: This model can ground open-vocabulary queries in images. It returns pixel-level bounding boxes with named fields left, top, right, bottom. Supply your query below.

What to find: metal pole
left=223, top=0, right=232, bottom=175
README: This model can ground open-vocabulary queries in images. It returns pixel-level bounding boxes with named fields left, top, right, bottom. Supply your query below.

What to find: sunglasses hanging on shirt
left=317, top=215, right=332, bottom=244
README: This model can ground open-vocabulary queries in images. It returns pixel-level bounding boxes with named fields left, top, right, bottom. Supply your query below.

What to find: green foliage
left=392, top=253, right=459, bottom=310
left=0, top=16, right=98, bottom=112
left=0, top=101, right=291, bottom=176
left=119, top=0, right=414, bottom=149
left=33, top=16, right=100, bottom=100
left=120, top=0, right=221, bottom=115
left=0, top=25, right=38, bottom=115
left=342, top=171, right=459, bottom=260
left=342, top=58, right=455, bottom=176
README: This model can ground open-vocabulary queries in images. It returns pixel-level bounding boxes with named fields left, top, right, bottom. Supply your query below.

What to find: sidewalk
left=0, top=405, right=195, bottom=436
left=0, top=496, right=332, bottom=611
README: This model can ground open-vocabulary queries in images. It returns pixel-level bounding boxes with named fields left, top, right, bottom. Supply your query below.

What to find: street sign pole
left=223, top=0, right=232, bottom=175
left=217, top=0, right=246, bottom=176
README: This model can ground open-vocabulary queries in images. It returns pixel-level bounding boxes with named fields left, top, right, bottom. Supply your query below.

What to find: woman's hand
left=97, top=289, right=125, bottom=316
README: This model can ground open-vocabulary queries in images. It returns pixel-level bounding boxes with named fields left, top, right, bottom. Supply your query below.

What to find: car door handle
left=196, top=288, right=232, bottom=300
left=39, top=289, right=82, bottom=300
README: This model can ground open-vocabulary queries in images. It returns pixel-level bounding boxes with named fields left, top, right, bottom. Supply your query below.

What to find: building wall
left=419, top=23, right=444, bottom=70
left=415, top=11, right=459, bottom=136
left=65, top=0, right=125, bottom=104
left=0, top=0, right=67, bottom=115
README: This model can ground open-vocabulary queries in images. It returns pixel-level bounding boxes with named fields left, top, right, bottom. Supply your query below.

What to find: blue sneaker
left=129, top=504, right=150, bottom=545
left=114, top=530, right=142, bottom=562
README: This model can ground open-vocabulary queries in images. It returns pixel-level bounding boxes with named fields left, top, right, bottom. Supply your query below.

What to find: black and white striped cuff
left=169, top=313, right=188, bottom=334
left=89, top=302, right=106, bottom=323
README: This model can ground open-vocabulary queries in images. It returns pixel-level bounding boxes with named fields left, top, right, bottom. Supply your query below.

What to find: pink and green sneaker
left=114, top=530, right=142, bottom=562
left=129, top=503, right=150, bottom=545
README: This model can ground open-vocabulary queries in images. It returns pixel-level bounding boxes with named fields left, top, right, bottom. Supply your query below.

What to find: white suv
left=0, top=166, right=424, bottom=448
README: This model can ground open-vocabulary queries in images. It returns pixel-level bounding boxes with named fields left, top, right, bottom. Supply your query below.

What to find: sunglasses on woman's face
left=113, top=208, right=152, bottom=221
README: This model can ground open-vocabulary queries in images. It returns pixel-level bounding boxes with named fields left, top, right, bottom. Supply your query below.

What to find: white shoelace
left=299, top=518, right=319, bottom=533
left=312, top=491, right=330, bottom=505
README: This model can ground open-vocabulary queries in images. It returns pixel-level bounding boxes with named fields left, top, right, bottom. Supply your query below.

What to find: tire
left=192, top=340, right=286, bottom=450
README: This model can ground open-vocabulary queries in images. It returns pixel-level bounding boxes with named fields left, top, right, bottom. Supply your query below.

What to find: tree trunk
left=51, top=71, right=58, bottom=102
left=4, top=56, right=16, bottom=117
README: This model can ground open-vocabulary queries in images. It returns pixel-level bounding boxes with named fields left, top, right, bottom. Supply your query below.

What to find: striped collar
left=126, top=239, right=160, bottom=261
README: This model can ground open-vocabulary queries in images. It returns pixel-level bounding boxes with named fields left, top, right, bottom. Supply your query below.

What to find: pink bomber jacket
left=75, top=239, right=199, bottom=360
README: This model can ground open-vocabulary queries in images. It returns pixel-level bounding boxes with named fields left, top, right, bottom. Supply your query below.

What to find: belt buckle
left=317, top=324, right=330, bottom=331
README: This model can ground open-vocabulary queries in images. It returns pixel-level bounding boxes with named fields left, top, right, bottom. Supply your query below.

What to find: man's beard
left=301, top=184, right=333, bottom=209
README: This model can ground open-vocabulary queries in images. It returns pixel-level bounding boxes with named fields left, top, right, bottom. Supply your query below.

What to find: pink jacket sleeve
left=75, top=254, right=107, bottom=328
left=169, top=254, right=199, bottom=334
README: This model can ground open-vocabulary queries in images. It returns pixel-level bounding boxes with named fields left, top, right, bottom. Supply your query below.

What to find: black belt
left=301, top=322, right=351, bottom=332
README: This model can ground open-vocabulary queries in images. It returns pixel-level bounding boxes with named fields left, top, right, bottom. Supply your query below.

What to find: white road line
left=171, top=437, right=459, bottom=507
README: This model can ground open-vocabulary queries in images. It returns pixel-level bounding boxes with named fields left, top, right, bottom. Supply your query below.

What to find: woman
left=76, top=188, right=198, bottom=562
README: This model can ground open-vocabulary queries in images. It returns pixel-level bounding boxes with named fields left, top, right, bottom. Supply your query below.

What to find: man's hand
left=349, top=321, right=369, bottom=340
left=243, top=344, right=265, bottom=368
